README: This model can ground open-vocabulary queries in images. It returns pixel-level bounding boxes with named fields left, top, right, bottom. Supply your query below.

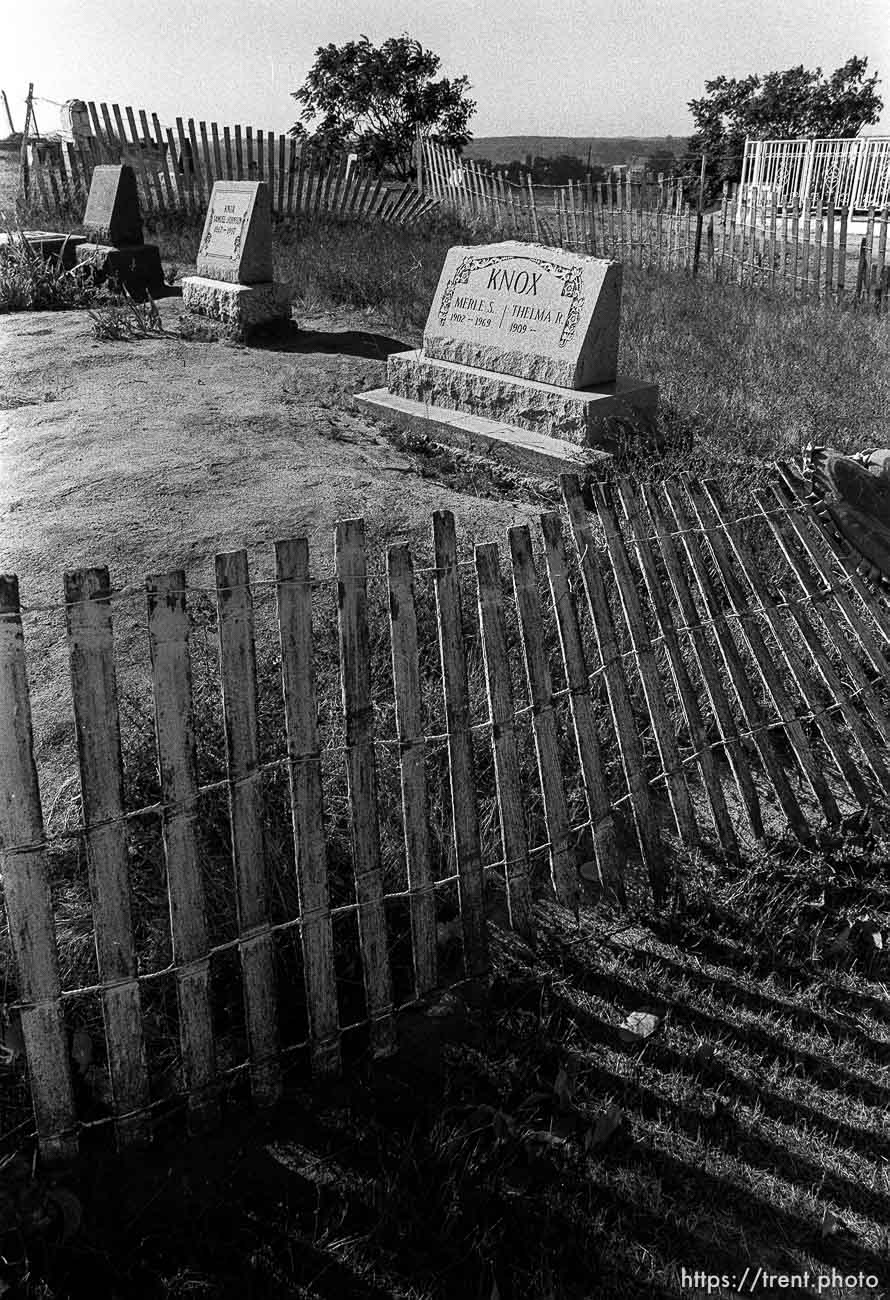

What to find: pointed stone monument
left=181, top=181, right=291, bottom=340
left=75, top=164, right=166, bottom=297
left=356, top=239, right=657, bottom=474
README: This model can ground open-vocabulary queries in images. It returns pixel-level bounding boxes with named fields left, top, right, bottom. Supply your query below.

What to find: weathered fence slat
left=639, top=482, right=765, bottom=840
left=198, top=121, right=213, bottom=189
left=0, top=576, right=78, bottom=1163
left=660, top=483, right=812, bottom=844
left=150, top=113, right=175, bottom=209
left=774, top=465, right=890, bottom=647
left=214, top=550, right=282, bottom=1105
left=187, top=118, right=206, bottom=204
left=539, top=511, right=625, bottom=883
left=277, top=132, right=286, bottom=215
left=234, top=125, right=243, bottom=181
left=474, top=543, right=535, bottom=935
left=386, top=545, right=438, bottom=995
left=274, top=538, right=341, bottom=1076
left=175, top=118, right=194, bottom=211
left=698, top=483, right=879, bottom=811
left=508, top=526, right=577, bottom=908
left=685, top=476, right=841, bottom=827
left=65, top=567, right=151, bottom=1148
left=593, top=483, right=699, bottom=845
left=560, top=475, right=666, bottom=899
left=615, top=481, right=738, bottom=858
left=211, top=122, right=223, bottom=181
left=146, top=572, right=217, bottom=1129
left=432, top=511, right=488, bottom=974
left=335, top=521, right=397, bottom=1057
left=758, top=482, right=890, bottom=750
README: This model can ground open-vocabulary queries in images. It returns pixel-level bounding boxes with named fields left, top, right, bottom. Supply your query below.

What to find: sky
left=3, top=0, right=888, bottom=141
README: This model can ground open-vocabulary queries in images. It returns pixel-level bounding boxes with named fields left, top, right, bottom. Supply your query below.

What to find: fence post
left=335, top=520, right=397, bottom=1057
left=0, top=576, right=79, bottom=1164
left=65, top=567, right=152, bottom=1149
left=432, top=511, right=488, bottom=976
left=275, top=538, right=341, bottom=1076
left=214, top=549, right=282, bottom=1106
left=19, top=82, right=33, bottom=201
left=692, top=152, right=706, bottom=276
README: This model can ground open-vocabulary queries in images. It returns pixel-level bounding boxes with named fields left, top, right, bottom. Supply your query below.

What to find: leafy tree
left=291, top=33, right=476, bottom=180
left=686, top=56, right=883, bottom=202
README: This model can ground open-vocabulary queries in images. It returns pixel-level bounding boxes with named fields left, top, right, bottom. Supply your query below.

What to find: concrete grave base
left=0, top=231, right=87, bottom=268
left=355, top=388, right=612, bottom=477
left=75, top=242, right=166, bottom=297
left=386, top=349, right=657, bottom=449
left=182, top=276, right=292, bottom=340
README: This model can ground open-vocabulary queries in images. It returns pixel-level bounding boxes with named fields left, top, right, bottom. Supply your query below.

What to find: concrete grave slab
left=386, top=349, right=657, bottom=449
left=0, top=231, right=86, bottom=268
left=355, top=387, right=611, bottom=476
left=181, top=277, right=292, bottom=340
left=424, top=240, right=622, bottom=388
left=75, top=243, right=166, bottom=298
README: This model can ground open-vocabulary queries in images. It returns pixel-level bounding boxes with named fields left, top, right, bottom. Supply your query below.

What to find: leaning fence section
left=16, top=100, right=438, bottom=227
left=422, top=141, right=890, bottom=311
left=2, top=470, right=890, bottom=1162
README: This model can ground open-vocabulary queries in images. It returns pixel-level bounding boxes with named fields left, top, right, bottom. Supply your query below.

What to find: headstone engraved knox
left=424, top=242, right=621, bottom=387
left=355, top=239, right=657, bottom=473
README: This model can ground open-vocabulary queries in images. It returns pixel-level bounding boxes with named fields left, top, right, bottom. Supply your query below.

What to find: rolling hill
left=463, top=136, right=684, bottom=166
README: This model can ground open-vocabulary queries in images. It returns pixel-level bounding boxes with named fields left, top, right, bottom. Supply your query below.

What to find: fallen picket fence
left=19, top=100, right=438, bottom=227
left=2, top=468, right=890, bottom=1162
left=423, top=141, right=890, bottom=310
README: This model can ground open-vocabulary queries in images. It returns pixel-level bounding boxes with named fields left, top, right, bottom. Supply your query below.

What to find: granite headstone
left=195, top=181, right=274, bottom=285
left=82, top=165, right=144, bottom=247
left=423, top=241, right=622, bottom=387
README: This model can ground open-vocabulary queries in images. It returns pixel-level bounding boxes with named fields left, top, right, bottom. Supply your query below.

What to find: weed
left=0, top=223, right=96, bottom=312
left=87, top=284, right=165, bottom=339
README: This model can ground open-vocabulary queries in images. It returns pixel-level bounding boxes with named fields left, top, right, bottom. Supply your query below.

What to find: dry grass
left=1, top=204, right=890, bottom=1299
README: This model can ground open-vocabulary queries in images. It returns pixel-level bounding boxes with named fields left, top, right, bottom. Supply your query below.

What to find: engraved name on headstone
left=196, top=181, right=274, bottom=285
left=423, top=240, right=622, bottom=388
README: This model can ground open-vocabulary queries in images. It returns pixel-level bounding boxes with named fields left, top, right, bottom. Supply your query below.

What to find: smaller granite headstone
left=82, top=164, right=144, bottom=246
left=182, top=180, right=290, bottom=340
left=195, top=182, right=274, bottom=284
left=75, top=163, right=164, bottom=298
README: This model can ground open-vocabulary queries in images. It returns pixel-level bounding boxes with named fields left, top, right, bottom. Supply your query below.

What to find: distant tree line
left=288, top=34, right=883, bottom=205
left=471, top=150, right=682, bottom=187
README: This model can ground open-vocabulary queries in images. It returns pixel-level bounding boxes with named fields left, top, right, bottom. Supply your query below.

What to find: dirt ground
left=0, top=296, right=543, bottom=594
left=1, top=294, right=547, bottom=787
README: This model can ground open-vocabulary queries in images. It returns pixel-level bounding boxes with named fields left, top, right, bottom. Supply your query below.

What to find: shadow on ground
left=251, top=322, right=410, bottom=360
left=4, top=887, right=889, bottom=1300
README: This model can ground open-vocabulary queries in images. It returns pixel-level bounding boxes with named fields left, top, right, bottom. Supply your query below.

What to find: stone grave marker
left=195, top=181, right=274, bottom=284
left=82, top=164, right=144, bottom=246
left=75, top=163, right=165, bottom=298
left=182, top=180, right=290, bottom=340
left=355, top=239, right=657, bottom=474
left=423, top=241, right=621, bottom=386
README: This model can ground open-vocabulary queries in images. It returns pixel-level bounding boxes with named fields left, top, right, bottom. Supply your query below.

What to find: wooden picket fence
left=3, top=467, right=890, bottom=1162
left=19, top=100, right=438, bottom=227
left=423, top=141, right=890, bottom=310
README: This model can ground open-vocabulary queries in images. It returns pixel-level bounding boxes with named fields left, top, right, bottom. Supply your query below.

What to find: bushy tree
left=291, top=34, right=475, bottom=180
left=686, top=56, right=883, bottom=202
